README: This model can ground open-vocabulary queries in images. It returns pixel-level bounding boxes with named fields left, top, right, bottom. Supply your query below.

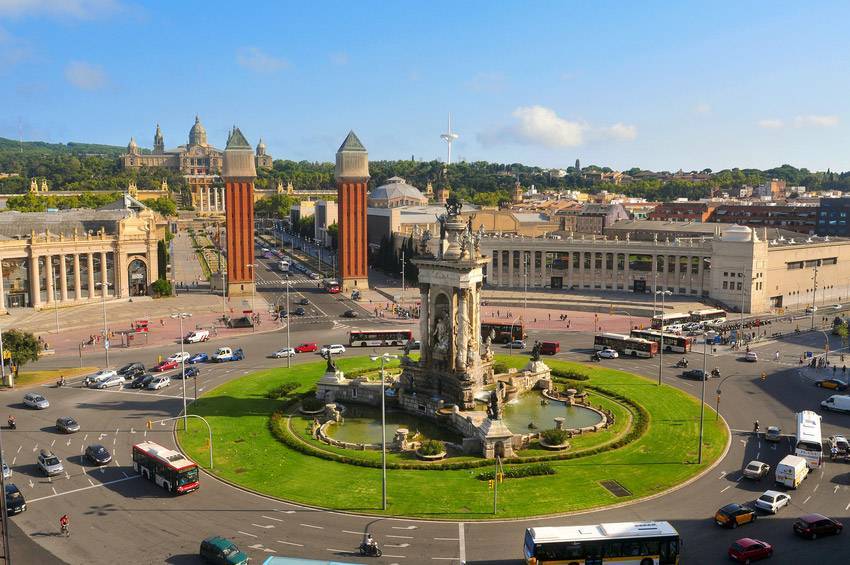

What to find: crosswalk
left=255, top=277, right=320, bottom=286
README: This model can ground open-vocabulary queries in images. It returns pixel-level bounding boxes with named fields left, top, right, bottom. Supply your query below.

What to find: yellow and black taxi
left=715, top=503, right=757, bottom=528
left=815, top=378, right=847, bottom=391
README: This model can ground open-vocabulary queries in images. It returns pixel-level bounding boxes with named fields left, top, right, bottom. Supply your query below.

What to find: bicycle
left=60, top=523, right=70, bottom=537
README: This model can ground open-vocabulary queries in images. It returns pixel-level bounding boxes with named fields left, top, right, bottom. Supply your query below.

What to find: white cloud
left=64, top=60, right=107, bottom=90
left=794, top=114, right=839, bottom=128
left=465, top=72, right=505, bottom=93
left=758, top=118, right=784, bottom=129
left=694, top=103, right=712, bottom=114
left=479, top=105, right=637, bottom=148
left=329, top=51, right=349, bottom=65
left=236, top=47, right=288, bottom=73
left=0, top=25, right=31, bottom=72
left=0, top=0, right=124, bottom=19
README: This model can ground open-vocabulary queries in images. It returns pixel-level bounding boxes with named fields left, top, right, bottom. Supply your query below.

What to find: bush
left=266, top=382, right=299, bottom=399
left=550, top=368, right=589, bottom=381
left=417, top=439, right=444, bottom=456
left=540, top=428, right=569, bottom=445
left=151, top=278, right=172, bottom=297
left=301, top=397, right=325, bottom=411
left=477, top=463, right=555, bottom=481
left=492, top=361, right=509, bottom=374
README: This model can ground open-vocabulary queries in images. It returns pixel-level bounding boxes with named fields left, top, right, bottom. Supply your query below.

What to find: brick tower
left=222, top=126, right=257, bottom=298
left=335, top=131, right=369, bottom=292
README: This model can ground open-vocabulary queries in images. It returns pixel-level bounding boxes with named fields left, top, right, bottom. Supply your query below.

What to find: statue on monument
left=433, top=314, right=450, bottom=354
left=419, top=228, right=432, bottom=256
left=487, top=385, right=504, bottom=420
left=445, top=193, right=462, bottom=217
left=325, top=350, right=338, bottom=373
left=530, top=340, right=542, bottom=362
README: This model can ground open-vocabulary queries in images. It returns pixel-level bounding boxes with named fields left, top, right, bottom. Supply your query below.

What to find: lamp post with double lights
left=246, top=263, right=257, bottom=330
left=171, top=312, right=191, bottom=431
left=655, top=290, right=672, bottom=386
left=95, top=281, right=112, bottom=366
left=370, top=352, right=398, bottom=510
left=285, top=278, right=292, bottom=368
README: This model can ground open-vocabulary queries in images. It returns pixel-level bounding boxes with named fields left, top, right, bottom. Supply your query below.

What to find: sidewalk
left=172, top=228, right=206, bottom=286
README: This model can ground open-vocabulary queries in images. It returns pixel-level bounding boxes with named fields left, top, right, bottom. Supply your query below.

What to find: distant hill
left=0, top=137, right=132, bottom=156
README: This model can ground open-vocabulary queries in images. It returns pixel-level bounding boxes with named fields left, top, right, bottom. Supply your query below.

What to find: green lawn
left=178, top=355, right=728, bottom=519
left=13, top=366, right=97, bottom=388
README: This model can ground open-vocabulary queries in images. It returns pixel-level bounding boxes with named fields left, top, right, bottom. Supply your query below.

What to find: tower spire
left=440, top=113, right=459, bottom=165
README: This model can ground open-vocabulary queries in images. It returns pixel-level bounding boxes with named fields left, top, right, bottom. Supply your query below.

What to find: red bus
left=132, top=441, right=199, bottom=494
left=481, top=320, right=526, bottom=344
left=323, top=279, right=341, bottom=294
left=630, top=329, right=693, bottom=353
left=593, top=333, right=659, bottom=358
left=349, top=329, right=413, bottom=347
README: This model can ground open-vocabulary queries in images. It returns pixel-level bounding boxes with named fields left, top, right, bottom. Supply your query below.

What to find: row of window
left=787, top=257, right=838, bottom=270
left=492, top=251, right=707, bottom=274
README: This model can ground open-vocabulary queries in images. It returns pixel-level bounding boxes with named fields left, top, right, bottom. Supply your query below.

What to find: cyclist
left=59, top=514, right=69, bottom=536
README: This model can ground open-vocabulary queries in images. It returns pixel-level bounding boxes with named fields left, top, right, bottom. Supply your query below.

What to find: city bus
left=349, top=329, right=414, bottom=347
left=277, top=260, right=290, bottom=273
left=524, top=521, right=681, bottom=564
left=689, top=308, right=727, bottom=325
left=323, top=279, right=341, bottom=293
left=481, top=320, right=526, bottom=344
left=594, top=333, right=659, bottom=358
left=131, top=441, right=199, bottom=494
left=795, top=410, right=823, bottom=469
left=650, top=312, right=691, bottom=330
left=630, top=329, right=693, bottom=353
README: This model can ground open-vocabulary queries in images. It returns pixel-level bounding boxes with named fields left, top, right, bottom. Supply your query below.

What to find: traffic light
left=760, top=372, right=767, bottom=382
left=146, top=419, right=153, bottom=430
left=487, top=479, right=494, bottom=490
left=497, top=472, right=504, bottom=483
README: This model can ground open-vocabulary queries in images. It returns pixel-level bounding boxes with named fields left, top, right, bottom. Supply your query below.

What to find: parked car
left=665, top=324, right=684, bottom=334
left=815, top=378, right=847, bottom=391
left=296, top=298, right=310, bottom=305
left=95, top=374, right=125, bottom=389
left=505, top=339, right=526, bottom=349
left=295, top=342, right=318, bottom=353
left=764, top=426, right=782, bottom=442
left=189, top=352, right=209, bottom=364
left=743, top=460, right=771, bottom=480
left=84, top=369, right=118, bottom=387
left=23, top=393, right=49, bottom=409
left=745, top=351, right=759, bottom=362
left=406, top=340, right=421, bottom=351
left=2, top=461, right=10, bottom=480
left=293, top=307, right=306, bottom=316
left=272, top=348, right=296, bottom=358
left=715, top=503, right=757, bottom=528
left=212, top=347, right=244, bottom=362
left=167, top=352, right=190, bottom=364
left=85, top=444, right=112, bottom=466
left=597, top=348, right=619, bottom=359
left=55, top=417, right=80, bottom=434
left=320, top=344, right=346, bottom=356
left=153, top=359, right=178, bottom=372
left=806, top=306, right=818, bottom=314
left=755, top=490, right=791, bottom=514
left=37, top=449, right=64, bottom=476
left=199, top=536, right=249, bottom=565
left=147, top=376, right=171, bottom=390
left=728, top=538, right=772, bottom=563
left=793, top=514, right=843, bottom=539
left=129, top=373, right=154, bottom=389
left=682, top=369, right=709, bottom=380
left=183, top=330, right=210, bottom=344
left=342, top=309, right=358, bottom=318
left=117, top=362, right=145, bottom=378
left=175, top=366, right=200, bottom=379
left=4, top=484, right=26, bottom=515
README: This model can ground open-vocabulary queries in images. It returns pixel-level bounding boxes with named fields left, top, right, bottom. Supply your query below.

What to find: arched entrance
left=128, top=258, right=148, bottom=296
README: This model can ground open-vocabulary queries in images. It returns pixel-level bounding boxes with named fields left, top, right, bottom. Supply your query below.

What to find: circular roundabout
left=177, top=354, right=728, bottom=519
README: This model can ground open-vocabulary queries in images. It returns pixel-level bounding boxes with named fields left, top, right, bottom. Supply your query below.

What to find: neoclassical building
left=121, top=116, right=273, bottom=215
left=0, top=197, right=165, bottom=313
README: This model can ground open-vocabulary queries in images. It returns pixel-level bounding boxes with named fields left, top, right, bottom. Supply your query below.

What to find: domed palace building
left=121, top=116, right=272, bottom=214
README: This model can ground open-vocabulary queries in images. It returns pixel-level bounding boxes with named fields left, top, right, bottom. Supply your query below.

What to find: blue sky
left=2, top=0, right=850, bottom=171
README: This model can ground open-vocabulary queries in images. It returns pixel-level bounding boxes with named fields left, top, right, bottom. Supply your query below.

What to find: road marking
left=387, top=543, right=410, bottom=548
left=300, top=523, right=324, bottom=529
left=392, top=526, right=417, bottom=530
left=386, top=535, right=414, bottom=539
left=835, top=485, right=840, bottom=494
left=51, top=439, right=55, bottom=447
left=342, top=530, right=363, bottom=535
left=51, top=487, right=57, bottom=495
left=27, top=480, right=33, bottom=489
left=274, top=509, right=296, bottom=514
left=277, top=540, right=303, bottom=547
left=434, top=538, right=459, bottom=541
left=66, top=438, right=71, bottom=446
left=718, top=471, right=727, bottom=479
left=11, top=457, right=15, bottom=465
left=720, top=486, right=732, bottom=493
left=458, top=523, right=466, bottom=565
left=27, top=475, right=139, bottom=503
left=252, top=523, right=275, bottom=529
left=803, top=496, right=811, bottom=504
left=262, top=515, right=285, bottom=522
left=756, top=452, right=760, bottom=459
left=144, top=430, right=147, bottom=438
left=16, top=446, right=21, bottom=454
left=814, top=484, right=819, bottom=492
left=327, top=549, right=358, bottom=555
left=382, top=555, right=406, bottom=559
left=846, top=501, right=850, bottom=511
left=88, top=479, right=94, bottom=486
left=32, top=444, right=38, bottom=452
left=238, top=531, right=258, bottom=538
left=432, top=558, right=459, bottom=561
left=83, top=434, right=88, bottom=442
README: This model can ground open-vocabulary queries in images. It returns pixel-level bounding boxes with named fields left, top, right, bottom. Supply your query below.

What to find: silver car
left=95, top=374, right=125, bottom=389
left=23, top=393, right=49, bottom=409
left=2, top=461, right=10, bottom=480
left=36, top=449, right=63, bottom=476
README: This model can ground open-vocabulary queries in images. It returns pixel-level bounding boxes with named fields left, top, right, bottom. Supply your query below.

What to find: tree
left=142, top=196, right=177, bottom=216
left=151, top=278, right=172, bottom=297
left=326, top=223, right=339, bottom=250
left=157, top=240, right=169, bottom=279
left=3, top=329, right=40, bottom=382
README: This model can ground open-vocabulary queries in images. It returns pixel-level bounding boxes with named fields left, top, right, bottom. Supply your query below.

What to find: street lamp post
left=51, top=259, right=60, bottom=334
left=655, top=290, right=671, bottom=385
left=152, top=415, right=214, bottom=468
left=286, top=279, right=291, bottom=368
left=509, top=315, right=522, bottom=355
left=95, top=281, right=112, bottom=366
left=171, top=312, right=191, bottom=431
left=370, top=352, right=398, bottom=510
left=698, top=334, right=708, bottom=464
left=523, top=253, right=529, bottom=322
left=811, top=266, right=819, bottom=331
left=246, top=263, right=257, bottom=331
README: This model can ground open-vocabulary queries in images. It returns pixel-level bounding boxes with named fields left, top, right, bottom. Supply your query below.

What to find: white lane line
left=252, top=523, right=274, bottom=529
left=386, top=535, right=414, bottom=539
left=382, top=555, right=406, bottom=559
left=300, top=523, right=324, bottom=529
left=16, top=446, right=21, bottom=454
left=803, top=496, right=811, bottom=504
left=327, top=549, right=357, bottom=555
left=88, top=479, right=94, bottom=486
left=262, top=515, right=285, bottom=522
left=387, top=543, right=410, bottom=548
left=846, top=501, right=850, bottom=511
left=83, top=434, right=88, bottom=442
left=27, top=475, right=139, bottom=503
left=238, top=531, right=258, bottom=538
left=277, top=540, right=303, bottom=547
left=720, top=485, right=732, bottom=493
left=434, top=538, right=459, bottom=541
left=835, top=485, right=840, bottom=494
left=756, top=452, right=760, bottom=459
left=458, top=523, right=466, bottom=565
left=273, top=509, right=296, bottom=514
left=51, top=439, right=56, bottom=447
left=11, top=457, right=15, bottom=465
left=718, top=471, right=727, bottom=479
left=432, top=558, right=459, bottom=561
left=392, top=526, right=417, bottom=530
left=813, top=484, right=819, bottom=492
left=342, top=530, right=363, bottom=535
left=51, top=487, right=57, bottom=495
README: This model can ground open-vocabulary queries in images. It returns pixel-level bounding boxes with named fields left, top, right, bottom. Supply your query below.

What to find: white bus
left=689, top=308, right=727, bottom=324
left=795, top=410, right=823, bottom=469
left=277, top=260, right=290, bottom=273
left=630, top=329, right=694, bottom=353
left=523, top=521, right=681, bottom=565
left=594, top=333, right=659, bottom=358
left=650, top=312, right=691, bottom=330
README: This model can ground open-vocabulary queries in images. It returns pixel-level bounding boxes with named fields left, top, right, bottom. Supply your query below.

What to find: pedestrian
left=548, top=313, right=551, bottom=321
left=834, top=365, right=837, bottom=376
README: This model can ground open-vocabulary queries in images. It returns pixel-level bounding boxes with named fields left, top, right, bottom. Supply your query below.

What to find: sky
left=2, top=0, right=850, bottom=172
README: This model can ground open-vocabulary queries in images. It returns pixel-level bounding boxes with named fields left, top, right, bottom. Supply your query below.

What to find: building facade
left=817, top=197, right=850, bottom=237
left=221, top=127, right=257, bottom=298
left=335, top=131, right=370, bottom=292
left=367, top=177, right=428, bottom=208
left=647, top=202, right=715, bottom=222
left=574, top=203, right=631, bottom=234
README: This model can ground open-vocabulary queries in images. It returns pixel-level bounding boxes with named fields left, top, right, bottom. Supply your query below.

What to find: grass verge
left=13, top=366, right=97, bottom=388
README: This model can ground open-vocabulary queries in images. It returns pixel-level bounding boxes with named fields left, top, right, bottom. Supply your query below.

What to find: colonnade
left=196, top=186, right=226, bottom=213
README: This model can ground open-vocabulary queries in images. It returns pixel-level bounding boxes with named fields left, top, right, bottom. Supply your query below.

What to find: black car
left=85, top=444, right=112, bottom=466
left=56, top=416, right=80, bottom=434
left=682, top=369, right=708, bottom=380
left=117, top=362, right=145, bottom=378
left=296, top=298, right=310, bottom=305
left=794, top=514, right=843, bottom=539
left=5, top=484, right=26, bottom=515
left=278, top=310, right=288, bottom=318
left=129, top=373, right=154, bottom=389
left=293, top=307, right=306, bottom=316
left=342, top=310, right=358, bottom=318
left=175, top=366, right=200, bottom=379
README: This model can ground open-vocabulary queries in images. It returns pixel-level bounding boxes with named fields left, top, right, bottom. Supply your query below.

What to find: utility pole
left=401, top=249, right=405, bottom=305
left=286, top=280, right=291, bottom=368
left=0, top=424, right=11, bottom=563
left=656, top=290, right=671, bottom=385
left=698, top=334, right=707, bottom=464
left=811, top=266, right=819, bottom=330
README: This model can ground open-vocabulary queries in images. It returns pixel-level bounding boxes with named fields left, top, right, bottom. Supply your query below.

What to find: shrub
left=151, top=278, right=172, bottom=297
left=266, top=382, right=299, bottom=399
left=550, top=368, right=589, bottom=381
left=540, top=428, right=569, bottom=445
left=301, top=397, right=325, bottom=411
left=492, top=361, right=509, bottom=374
left=477, top=463, right=555, bottom=481
left=417, top=439, right=444, bottom=456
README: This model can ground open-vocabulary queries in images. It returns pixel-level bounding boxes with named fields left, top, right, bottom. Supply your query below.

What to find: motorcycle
left=359, top=543, right=382, bottom=557
left=589, top=354, right=601, bottom=362
left=7, top=419, right=15, bottom=430
left=675, top=359, right=689, bottom=368
left=56, top=378, right=66, bottom=388
left=711, top=368, right=721, bottom=378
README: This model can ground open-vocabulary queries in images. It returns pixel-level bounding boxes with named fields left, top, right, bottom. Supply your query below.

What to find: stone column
left=567, top=251, right=574, bottom=288
left=697, top=255, right=704, bottom=294
left=623, top=250, right=630, bottom=291
left=508, top=251, right=515, bottom=287
left=59, top=254, right=68, bottom=302
left=0, top=259, right=5, bottom=313
left=29, top=254, right=41, bottom=308
left=419, top=285, right=429, bottom=363
left=100, top=251, right=108, bottom=297
left=206, top=186, right=212, bottom=212
left=87, top=253, right=95, bottom=299
left=73, top=254, right=81, bottom=300
left=455, top=289, right=467, bottom=369
left=45, top=255, right=54, bottom=303
left=219, top=187, right=225, bottom=212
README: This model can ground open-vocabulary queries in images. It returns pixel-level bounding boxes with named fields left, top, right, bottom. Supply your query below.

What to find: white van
left=183, top=330, right=209, bottom=344
left=775, top=454, right=809, bottom=488
left=821, top=394, right=850, bottom=413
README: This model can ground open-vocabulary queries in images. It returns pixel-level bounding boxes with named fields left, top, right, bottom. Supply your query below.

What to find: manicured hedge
left=477, top=463, right=555, bottom=481
left=266, top=382, right=299, bottom=399
left=550, top=368, right=590, bottom=381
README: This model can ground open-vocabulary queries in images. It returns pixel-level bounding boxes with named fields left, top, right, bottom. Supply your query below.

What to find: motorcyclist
left=753, top=420, right=760, bottom=433
left=7, top=415, right=15, bottom=429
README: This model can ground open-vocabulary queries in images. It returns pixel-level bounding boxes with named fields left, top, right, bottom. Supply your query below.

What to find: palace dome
left=189, top=115, right=208, bottom=147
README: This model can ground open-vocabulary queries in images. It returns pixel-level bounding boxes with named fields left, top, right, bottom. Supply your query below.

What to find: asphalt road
left=4, top=270, right=850, bottom=564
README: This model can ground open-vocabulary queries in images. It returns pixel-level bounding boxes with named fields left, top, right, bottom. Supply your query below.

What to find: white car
left=167, top=352, right=190, bottom=364
left=84, top=369, right=118, bottom=387
left=147, top=376, right=171, bottom=390
left=745, top=351, right=758, bottom=362
left=320, top=344, right=346, bottom=356
left=23, top=393, right=49, bottom=409
left=682, top=322, right=702, bottom=332
left=754, top=490, right=791, bottom=513
left=95, top=374, right=125, bottom=389
left=272, top=348, right=296, bottom=358
left=665, top=324, right=683, bottom=334
left=597, top=348, right=619, bottom=359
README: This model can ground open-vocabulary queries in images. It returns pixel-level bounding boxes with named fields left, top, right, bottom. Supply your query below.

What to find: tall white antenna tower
left=440, top=113, right=459, bottom=165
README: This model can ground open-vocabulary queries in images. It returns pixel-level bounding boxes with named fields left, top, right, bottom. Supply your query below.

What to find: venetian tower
left=335, top=131, right=369, bottom=292
left=222, top=126, right=256, bottom=298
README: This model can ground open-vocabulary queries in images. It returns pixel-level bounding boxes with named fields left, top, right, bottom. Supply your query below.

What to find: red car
left=793, top=514, right=843, bottom=539
left=728, top=538, right=772, bottom=562
left=294, top=342, right=318, bottom=353
left=153, top=359, right=178, bottom=372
